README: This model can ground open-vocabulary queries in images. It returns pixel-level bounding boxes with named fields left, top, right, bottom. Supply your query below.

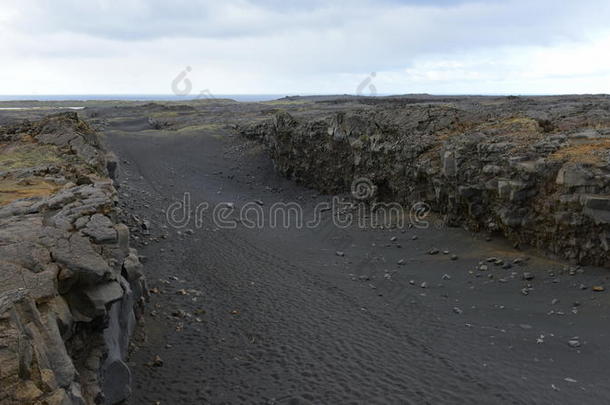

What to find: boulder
left=81, top=214, right=117, bottom=244
left=51, top=234, right=113, bottom=286
left=583, top=195, right=610, bottom=224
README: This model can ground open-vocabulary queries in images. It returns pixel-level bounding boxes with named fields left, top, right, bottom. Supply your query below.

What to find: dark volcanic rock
left=0, top=114, right=146, bottom=404
left=239, top=98, right=610, bottom=266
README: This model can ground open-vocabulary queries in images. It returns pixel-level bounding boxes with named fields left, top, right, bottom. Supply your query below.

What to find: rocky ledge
left=0, top=113, right=146, bottom=404
left=239, top=97, right=610, bottom=266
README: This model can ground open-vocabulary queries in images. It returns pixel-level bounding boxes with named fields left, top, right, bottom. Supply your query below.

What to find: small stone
left=522, top=272, right=534, bottom=281
left=152, top=355, right=164, bottom=367
left=592, top=286, right=605, bottom=292
left=551, top=298, right=560, bottom=305
left=453, top=307, right=463, bottom=314
left=450, top=254, right=458, bottom=261
left=411, top=235, right=418, bottom=240
left=428, top=248, right=439, bottom=255
left=390, top=236, right=397, bottom=242
left=568, top=339, right=581, bottom=348
left=409, top=280, right=415, bottom=285
left=336, top=251, right=345, bottom=257
left=420, top=282, right=428, bottom=289
left=521, top=288, right=529, bottom=296
left=442, top=274, right=451, bottom=280
left=479, top=265, right=488, bottom=271
left=442, top=250, right=449, bottom=255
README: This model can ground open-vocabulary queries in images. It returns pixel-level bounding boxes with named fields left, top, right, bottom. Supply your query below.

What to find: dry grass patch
left=550, top=139, right=610, bottom=165
left=0, top=143, right=64, bottom=171
left=0, top=178, right=58, bottom=206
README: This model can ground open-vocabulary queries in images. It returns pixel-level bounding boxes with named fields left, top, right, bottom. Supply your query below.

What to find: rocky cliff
left=0, top=113, right=146, bottom=404
left=239, top=97, right=610, bottom=266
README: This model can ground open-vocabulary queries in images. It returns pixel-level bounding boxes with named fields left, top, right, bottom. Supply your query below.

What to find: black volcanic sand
left=101, top=113, right=610, bottom=405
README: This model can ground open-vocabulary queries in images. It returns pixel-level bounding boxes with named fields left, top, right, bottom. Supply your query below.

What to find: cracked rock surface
left=0, top=113, right=146, bottom=404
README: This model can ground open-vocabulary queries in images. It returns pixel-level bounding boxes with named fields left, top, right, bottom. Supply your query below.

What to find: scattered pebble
left=152, top=355, right=164, bottom=367
left=568, top=338, right=581, bottom=348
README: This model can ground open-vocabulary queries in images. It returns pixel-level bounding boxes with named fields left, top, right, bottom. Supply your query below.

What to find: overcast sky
left=1, top=0, right=610, bottom=95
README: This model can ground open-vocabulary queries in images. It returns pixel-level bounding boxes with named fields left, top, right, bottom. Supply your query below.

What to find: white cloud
left=0, top=0, right=609, bottom=95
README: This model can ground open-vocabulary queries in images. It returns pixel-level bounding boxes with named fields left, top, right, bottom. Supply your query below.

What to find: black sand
left=103, top=114, right=610, bottom=404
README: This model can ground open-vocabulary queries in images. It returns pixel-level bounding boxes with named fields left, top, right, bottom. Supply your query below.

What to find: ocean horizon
left=0, top=94, right=293, bottom=102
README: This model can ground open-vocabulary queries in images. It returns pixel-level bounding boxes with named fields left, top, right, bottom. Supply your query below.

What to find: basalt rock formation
left=0, top=113, right=146, bottom=404
left=239, top=96, right=610, bottom=266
